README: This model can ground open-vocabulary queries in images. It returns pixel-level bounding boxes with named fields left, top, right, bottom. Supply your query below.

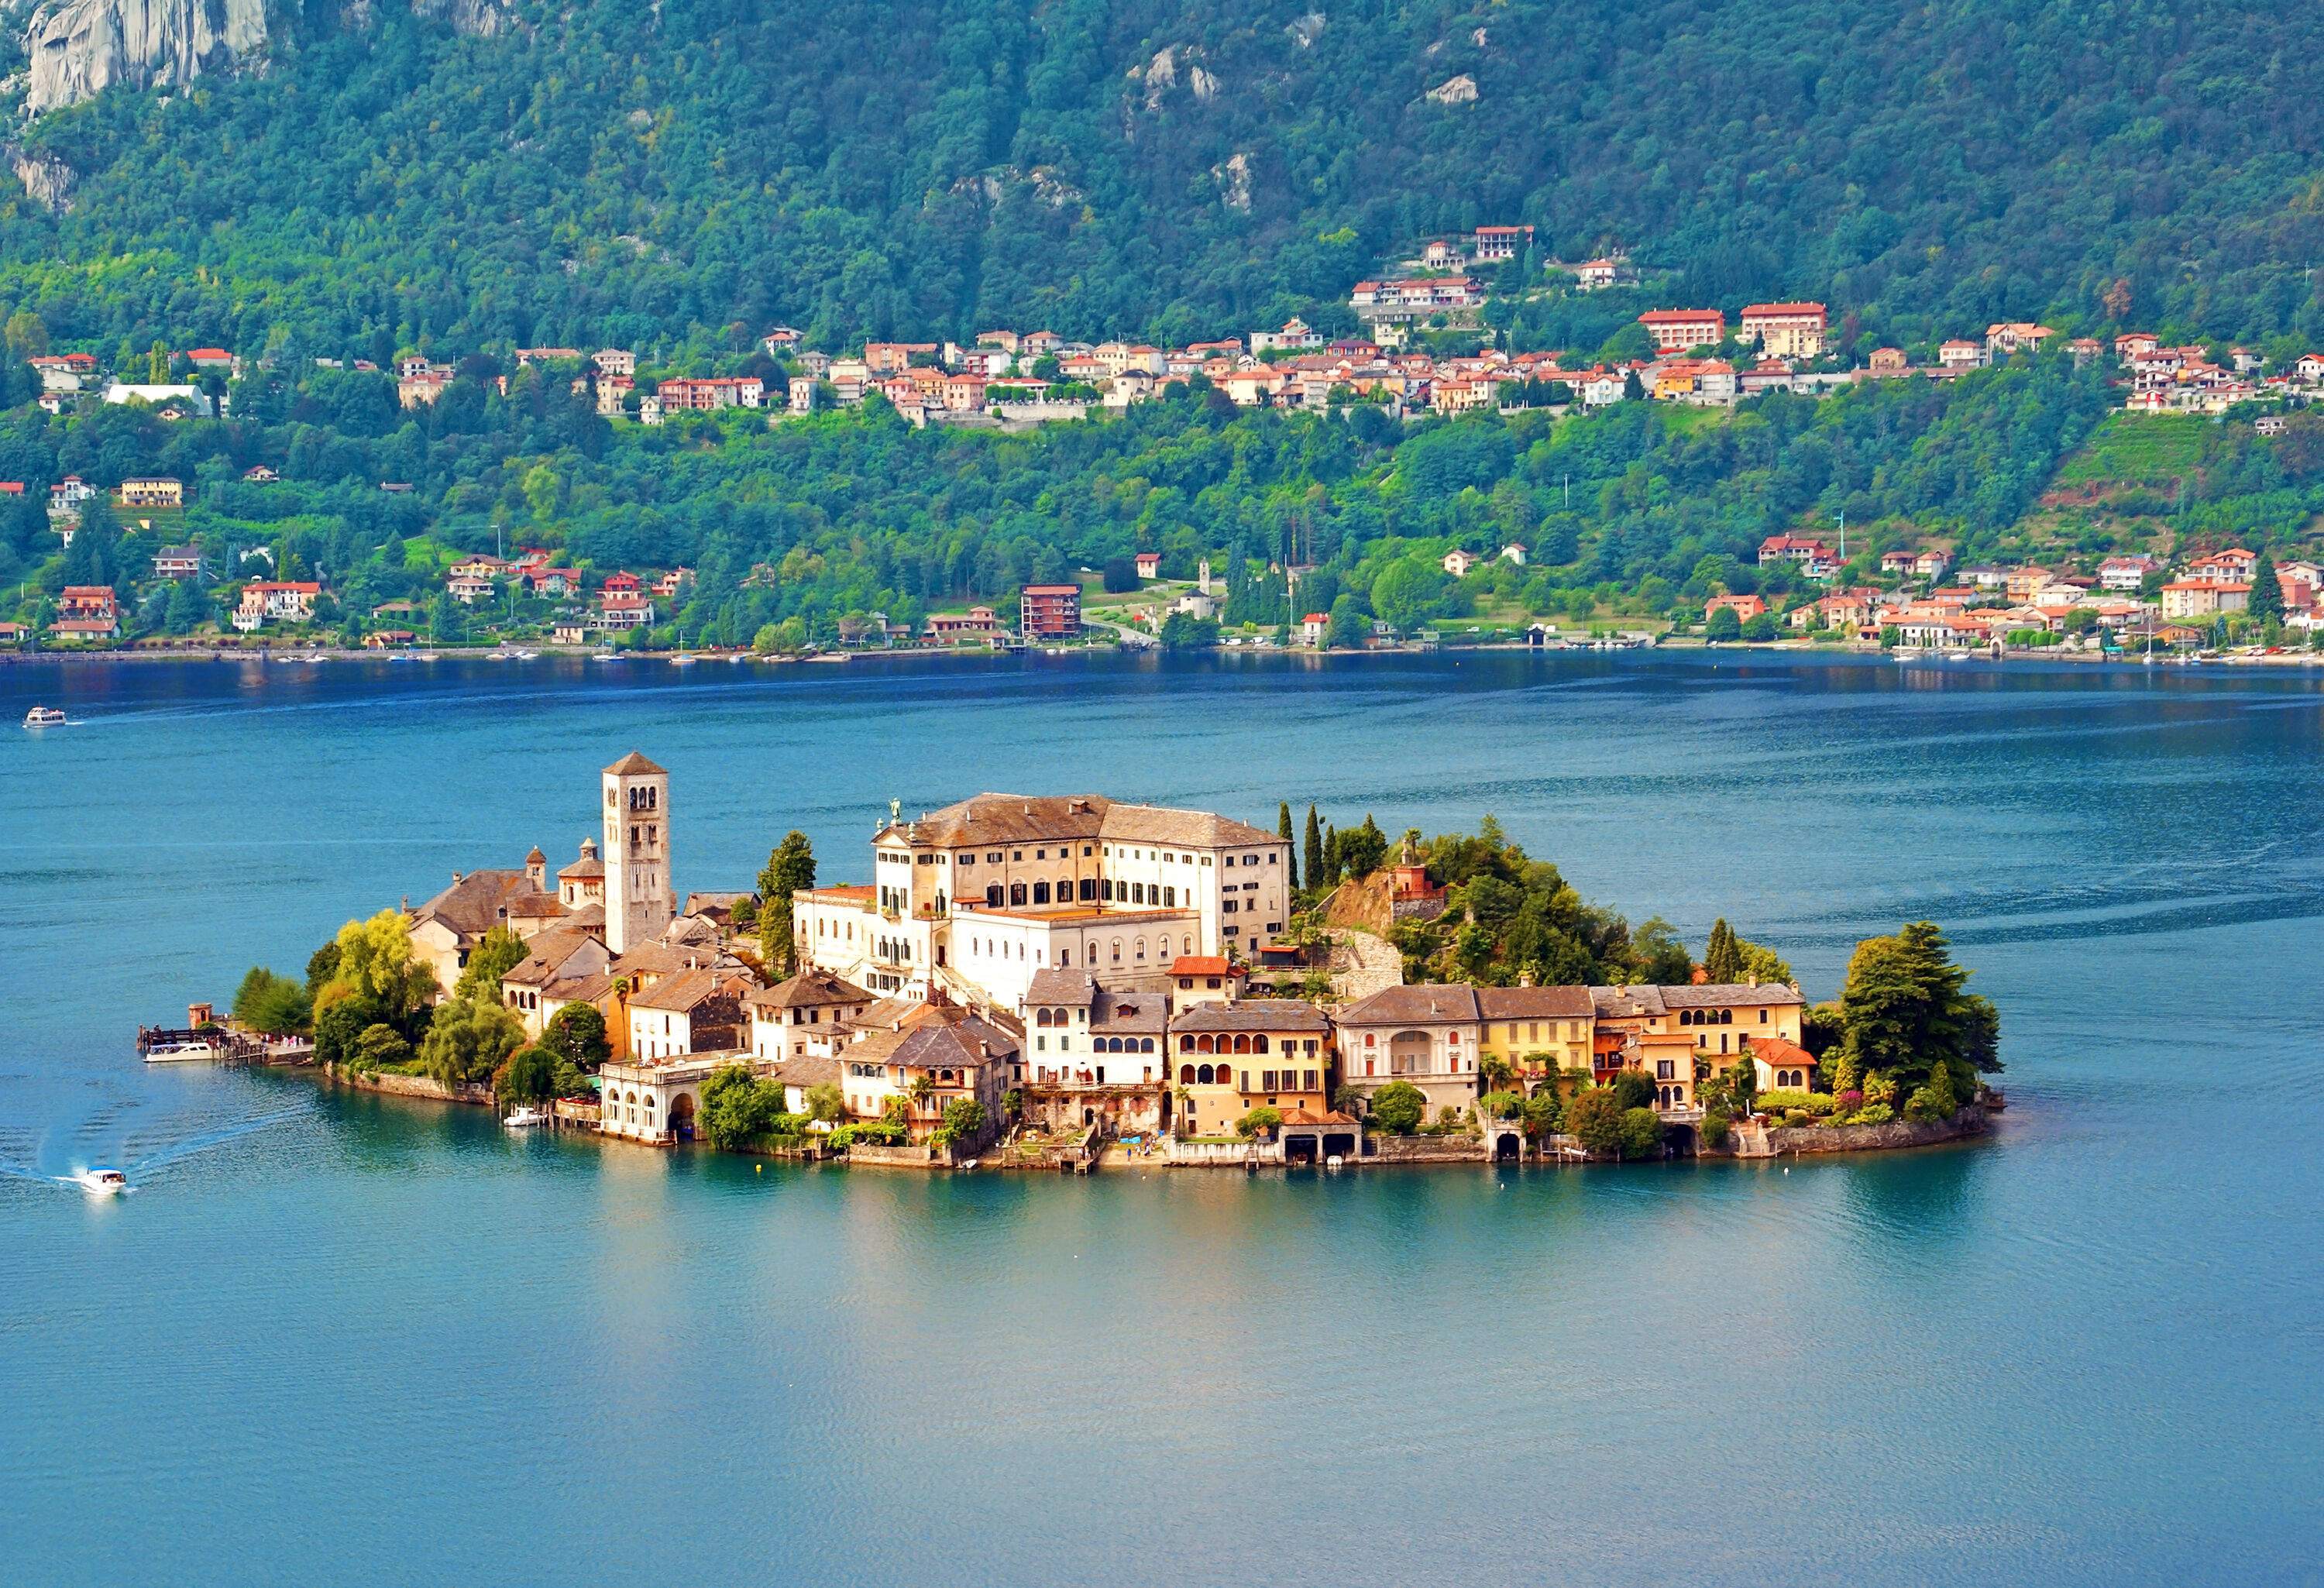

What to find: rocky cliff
left=22, top=0, right=266, bottom=114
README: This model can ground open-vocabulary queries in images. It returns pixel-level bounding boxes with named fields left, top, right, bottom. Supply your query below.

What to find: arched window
left=1179, top=1064, right=1196, bottom=1084
left=1232, top=1034, right=1250, bottom=1055
left=1009, top=882, right=1027, bottom=907
left=1197, top=1035, right=1215, bottom=1054
left=1180, top=1035, right=1195, bottom=1052
left=1140, top=1038, right=1154, bottom=1054
left=1133, top=937, right=1147, bottom=961
left=1198, top=1064, right=1216, bottom=1084
left=1722, top=1009, right=1734, bottom=1025
left=1033, top=881, right=1051, bottom=905
left=1111, top=938, right=1123, bottom=963
left=985, top=884, right=1002, bottom=907
left=1079, top=878, right=1097, bottom=902
left=1182, top=935, right=1194, bottom=955
left=1036, top=1008, right=1053, bottom=1028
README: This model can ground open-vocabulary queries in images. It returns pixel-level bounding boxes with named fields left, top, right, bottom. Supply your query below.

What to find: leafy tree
left=1564, top=1089, right=1628, bottom=1156
left=417, top=999, right=525, bottom=1088
left=700, top=1062, right=789, bottom=1148
left=352, top=1023, right=414, bottom=1073
left=1838, top=921, right=2002, bottom=1093
left=541, top=1003, right=610, bottom=1069
left=1101, top=556, right=1140, bottom=593
left=1370, top=1081, right=1427, bottom=1136
left=311, top=996, right=380, bottom=1067
left=495, top=1043, right=560, bottom=1107
left=1706, top=606, right=1743, bottom=641
left=1741, top=611, right=1778, bottom=641
left=319, top=910, right=435, bottom=1021
left=933, top=1098, right=988, bottom=1150
left=1628, top=918, right=1693, bottom=985
left=1236, top=1105, right=1283, bottom=1139
left=1325, top=594, right=1367, bottom=651
left=304, top=940, right=343, bottom=995
left=1611, top=1071, right=1659, bottom=1112
left=1477, top=1089, right=1526, bottom=1121
left=453, top=925, right=529, bottom=1005
left=804, top=1081, right=847, bottom=1123
left=232, top=967, right=312, bottom=1035
left=757, top=830, right=816, bottom=971
left=1727, top=1054, right=1759, bottom=1115
left=1618, top=1107, right=1666, bottom=1159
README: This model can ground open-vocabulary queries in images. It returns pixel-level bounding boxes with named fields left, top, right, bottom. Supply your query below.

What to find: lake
left=4, top=648, right=2319, bottom=1586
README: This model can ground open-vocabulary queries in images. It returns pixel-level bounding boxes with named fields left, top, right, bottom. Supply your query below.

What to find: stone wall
left=847, top=1142, right=951, bottom=1168
left=1366, top=1133, right=1487, bottom=1164
left=1749, top=1103, right=1992, bottom=1157
left=323, top=1064, right=492, bottom=1107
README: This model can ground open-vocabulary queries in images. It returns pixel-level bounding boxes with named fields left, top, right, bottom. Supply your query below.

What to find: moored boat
left=143, top=1037, right=221, bottom=1064
left=504, top=1105, right=548, bottom=1129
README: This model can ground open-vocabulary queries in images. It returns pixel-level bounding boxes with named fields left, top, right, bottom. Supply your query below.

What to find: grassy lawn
left=2053, top=413, right=2209, bottom=489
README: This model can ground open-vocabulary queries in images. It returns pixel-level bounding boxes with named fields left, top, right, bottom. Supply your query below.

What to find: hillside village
left=239, top=757, right=1996, bottom=1167
left=4, top=227, right=2322, bottom=658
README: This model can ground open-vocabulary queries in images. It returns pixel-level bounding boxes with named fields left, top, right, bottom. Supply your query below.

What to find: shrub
left=1370, top=1081, right=1427, bottom=1136
left=1847, top=1103, right=1896, bottom=1125
left=1611, top=1071, right=1659, bottom=1112
left=1618, top=1107, right=1665, bottom=1160
left=1477, top=1089, right=1526, bottom=1121
left=1780, top=1109, right=1811, bottom=1126
left=1833, top=1088, right=1865, bottom=1113
left=1235, top=1105, right=1283, bottom=1139
left=1700, top=1106, right=1731, bottom=1150
left=1755, top=1088, right=1831, bottom=1115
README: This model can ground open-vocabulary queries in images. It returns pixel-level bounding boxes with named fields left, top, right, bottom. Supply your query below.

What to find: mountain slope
left=2, top=0, right=2321, bottom=352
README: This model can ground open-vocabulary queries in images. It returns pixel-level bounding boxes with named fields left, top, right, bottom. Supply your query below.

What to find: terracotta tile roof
left=1658, top=982, right=1805, bottom=1008
left=1170, top=955, right=1239, bottom=977
left=1474, top=985, right=1595, bottom=1019
left=745, top=968, right=871, bottom=1011
left=603, top=750, right=666, bottom=775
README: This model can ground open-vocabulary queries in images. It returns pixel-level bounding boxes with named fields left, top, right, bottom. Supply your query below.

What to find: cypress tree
left=2248, top=552, right=2284, bottom=624
left=1303, top=804, right=1325, bottom=889
left=1277, top=801, right=1298, bottom=889
left=1704, top=919, right=1742, bottom=982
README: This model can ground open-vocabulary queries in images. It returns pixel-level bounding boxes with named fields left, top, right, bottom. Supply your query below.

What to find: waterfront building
left=1473, top=985, right=1596, bottom=1083
left=1169, top=997, right=1332, bottom=1138
left=1019, top=968, right=1170, bottom=1135
left=500, top=927, right=612, bottom=1038
left=600, top=1050, right=774, bottom=1144
left=792, top=793, right=1291, bottom=1008
left=838, top=1002, right=1016, bottom=1145
left=1330, top=984, right=1484, bottom=1121
left=602, top=751, right=674, bottom=954
left=1745, top=1036, right=1819, bottom=1093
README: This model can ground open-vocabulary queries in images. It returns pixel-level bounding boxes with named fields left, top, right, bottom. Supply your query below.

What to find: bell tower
left=602, top=751, right=672, bottom=954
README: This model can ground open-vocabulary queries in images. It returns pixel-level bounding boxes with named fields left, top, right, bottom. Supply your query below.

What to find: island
left=202, top=753, right=2003, bottom=1170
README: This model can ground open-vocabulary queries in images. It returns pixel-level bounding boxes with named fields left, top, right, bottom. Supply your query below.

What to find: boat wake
left=121, top=1104, right=315, bottom=1176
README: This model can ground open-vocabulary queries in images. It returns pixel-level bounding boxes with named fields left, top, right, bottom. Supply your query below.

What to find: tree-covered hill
left=4, top=0, right=2321, bottom=355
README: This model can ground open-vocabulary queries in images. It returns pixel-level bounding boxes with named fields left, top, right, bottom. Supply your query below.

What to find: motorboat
left=503, top=1106, right=548, bottom=1129
left=668, top=652, right=697, bottom=666
left=76, top=1167, right=128, bottom=1195
left=24, top=706, right=67, bottom=727
left=143, top=1037, right=221, bottom=1064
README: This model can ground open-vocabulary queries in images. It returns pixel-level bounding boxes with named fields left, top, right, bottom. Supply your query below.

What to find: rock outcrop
left=22, top=0, right=267, bottom=114
left=411, top=0, right=511, bottom=40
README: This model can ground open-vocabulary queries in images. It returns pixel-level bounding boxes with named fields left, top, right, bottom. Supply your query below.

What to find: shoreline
left=306, top=1060, right=1996, bottom=1170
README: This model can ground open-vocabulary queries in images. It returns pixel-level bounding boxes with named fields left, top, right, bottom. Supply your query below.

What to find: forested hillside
left=4, top=0, right=2322, bottom=354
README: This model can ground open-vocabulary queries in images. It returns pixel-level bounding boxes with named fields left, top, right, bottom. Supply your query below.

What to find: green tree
left=2247, top=552, right=2284, bottom=624
left=1277, top=802, right=1298, bottom=889
left=1564, top=1089, right=1626, bottom=1155
left=1325, top=593, right=1367, bottom=650
left=417, top=999, right=525, bottom=1088
left=1302, top=804, right=1325, bottom=889
left=1703, top=919, right=1741, bottom=982
left=757, top=830, right=816, bottom=971
left=804, top=1081, right=846, bottom=1122
left=1236, top=1105, right=1283, bottom=1139
left=541, top=1003, right=610, bottom=1069
left=1370, top=1081, right=1427, bottom=1135
left=495, top=1043, right=559, bottom=1107
left=320, top=910, right=435, bottom=1021
left=700, top=1062, right=786, bottom=1148
left=232, top=968, right=313, bottom=1035
left=352, top=1023, right=414, bottom=1072
left=1706, top=606, right=1743, bottom=642
left=1838, top=921, right=2001, bottom=1092
left=933, top=1097, right=988, bottom=1150
left=453, top=924, right=529, bottom=1004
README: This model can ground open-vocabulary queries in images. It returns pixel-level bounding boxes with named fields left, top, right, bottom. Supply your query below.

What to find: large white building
left=792, top=793, right=1292, bottom=1009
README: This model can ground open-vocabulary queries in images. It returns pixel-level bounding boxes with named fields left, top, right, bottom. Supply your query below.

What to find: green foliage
left=1235, top=1105, right=1284, bottom=1139
left=1370, top=1081, right=1427, bottom=1136
left=495, top=1043, right=560, bottom=1108
left=351, top=1023, right=414, bottom=1074
left=1700, top=1106, right=1732, bottom=1150
left=930, top=1098, right=988, bottom=1150
left=1477, top=1089, right=1526, bottom=1121
left=232, top=966, right=312, bottom=1035
left=1618, top=1107, right=1666, bottom=1159
left=541, top=1003, right=610, bottom=1070
left=699, top=1063, right=799, bottom=1149
left=453, top=925, right=528, bottom=1004
left=804, top=1081, right=847, bottom=1123
left=1705, top=606, right=1743, bottom=641
left=1610, top=1071, right=1660, bottom=1112
left=416, top=998, right=525, bottom=1088
left=319, top=910, right=436, bottom=1020
left=1838, top=921, right=2002, bottom=1093
left=757, top=830, right=816, bottom=972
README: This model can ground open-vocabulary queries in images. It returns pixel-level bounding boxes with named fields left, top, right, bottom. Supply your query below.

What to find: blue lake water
left=3, top=648, right=2320, bottom=1585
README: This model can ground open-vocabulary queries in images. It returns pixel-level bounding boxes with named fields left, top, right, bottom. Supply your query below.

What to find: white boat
left=417, top=651, right=440, bottom=662
left=669, top=653, right=697, bottom=667
left=75, top=1167, right=127, bottom=1195
left=24, top=706, right=66, bottom=727
left=143, top=1038, right=220, bottom=1064
left=503, top=1106, right=548, bottom=1129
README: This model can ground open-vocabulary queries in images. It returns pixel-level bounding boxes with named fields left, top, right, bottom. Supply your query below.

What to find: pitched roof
left=1590, top=985, right=1669, bottom=1019
left=1171, top=998, right=1329, bottom=1033
left=1747, top=1036, right=1817, bottom=1067
left=1170, top=956, right=1239, bottom=978
left=628, top=968, right=751, bottom=1014
left=1658, top=982, right=1805, bottom=1008
left=1092, top=989, right=1168, bottom=1034
left=1335, top=984, right=1481, bottom=1025
left=1474, top=985, right=1596, bottom=1019
left=412, top=869, right=541, bottom=941
left=885, top=792, right=1281, bottom=852
left=603, top=751, right=666, bottom=775
left=745, top=968, right=871, bottom=1011
left=1024, top=968, right=1099, bottom=1006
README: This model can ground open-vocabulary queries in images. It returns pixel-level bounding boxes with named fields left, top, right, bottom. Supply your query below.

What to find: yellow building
left=1473, top=986, right=1595, bottom=1086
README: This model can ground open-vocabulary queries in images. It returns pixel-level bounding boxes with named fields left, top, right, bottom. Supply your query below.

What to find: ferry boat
left=503, top=1105, right=548, bottom=1129
left=143, top=1036, right=221, bottom=1064
left=24, top=706, right=67, bottom=727
left=75, top=1167, right=128, bottom=1195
